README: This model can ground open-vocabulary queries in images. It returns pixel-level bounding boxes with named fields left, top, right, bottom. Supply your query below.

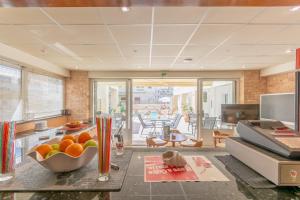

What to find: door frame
left=90, top=78, right=131, bottom=144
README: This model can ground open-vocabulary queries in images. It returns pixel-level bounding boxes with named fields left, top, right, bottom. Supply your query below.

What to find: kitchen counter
left=2, top=129, right=300, bottom=199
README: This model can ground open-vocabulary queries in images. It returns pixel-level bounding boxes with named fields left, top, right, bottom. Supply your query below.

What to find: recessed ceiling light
left=183, top=58, right=193, bottom=63
left=121, top=7, right=130, bottom=12
left=285, top=49, right=293, bottom=54
left=290, top=6, right=300, bottom=12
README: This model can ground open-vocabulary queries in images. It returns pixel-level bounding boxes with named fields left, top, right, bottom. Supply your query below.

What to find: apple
left=83, top=139, right=97, bottom=149
left=45, top=150, right=60, bottom=159
left=51, top=144, right=60, bottom=150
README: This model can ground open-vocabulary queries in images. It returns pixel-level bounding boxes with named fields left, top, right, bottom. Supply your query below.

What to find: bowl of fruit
left=65, top=121, right=82, bottom=128
left=28, top=132, right=98, bottom=173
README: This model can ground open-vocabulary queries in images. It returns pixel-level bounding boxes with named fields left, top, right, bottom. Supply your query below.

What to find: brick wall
left=265, top=72, right=295, bottom=94
left=65, top=71, right=90, bottom=121
left=240, top=70, right=267, bottom=104
left=240, top=70, right=295, bottom=104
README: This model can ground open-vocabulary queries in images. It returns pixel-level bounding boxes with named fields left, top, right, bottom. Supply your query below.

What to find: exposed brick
left=65, top=71, right=90, bottom=121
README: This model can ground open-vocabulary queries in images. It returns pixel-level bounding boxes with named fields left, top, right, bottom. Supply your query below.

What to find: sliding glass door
left=131, top=79, right=198, bottom=145
left=93, top=80, right=128, bottom=130
left=199, top=80, right=236, bottom=147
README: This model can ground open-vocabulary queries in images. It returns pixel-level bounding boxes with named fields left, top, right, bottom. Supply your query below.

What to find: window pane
left=0, top=64, right=22, bottom=121
left=27, top=72, right=63, bottom=119
left=94, top=81, right=127, bottom=129
left=202, top=80, right=235, bottom=129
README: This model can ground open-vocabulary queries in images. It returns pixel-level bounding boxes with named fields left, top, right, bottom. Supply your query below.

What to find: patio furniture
left=180, top=138, right=203, bottom=148
left=138, top=114, right=155, bottom=135
left=159, top=132, right=187, bottom=147
left=146, top=137, right=168, bottom=147
left=203, top=117, right=217, bottom=129
left=167, top=114, right=182, bottom=129
left=188, top=113, right=197, bottom=135
left=213, top=130, right=232, bottom=147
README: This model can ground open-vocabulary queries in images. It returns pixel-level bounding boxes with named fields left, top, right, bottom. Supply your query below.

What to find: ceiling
left=0, top=7, right=299, bottom=71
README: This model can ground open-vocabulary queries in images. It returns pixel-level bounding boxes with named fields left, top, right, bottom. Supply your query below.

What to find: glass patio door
left=131, top=79, right=198, bottom=145
left=199, top=80, right=236, bottom=147
left=93, top=80, right=129, bottom=138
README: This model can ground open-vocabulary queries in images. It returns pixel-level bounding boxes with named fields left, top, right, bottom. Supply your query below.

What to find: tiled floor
left=6, top=150, right=300, bottom=200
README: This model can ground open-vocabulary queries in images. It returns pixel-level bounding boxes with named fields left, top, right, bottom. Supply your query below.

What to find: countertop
left=2, top=127, right=300, bottom=200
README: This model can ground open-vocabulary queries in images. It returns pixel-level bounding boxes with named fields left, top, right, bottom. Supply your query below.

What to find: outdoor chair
left=203, top=117, right=217, bottom=129
left=213, top=130, right=232, bottom=147
left=138, top=114, right=155, bottom=135
left=168, top=114, right=182, bottom=130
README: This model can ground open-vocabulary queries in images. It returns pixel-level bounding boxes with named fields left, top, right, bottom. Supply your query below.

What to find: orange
left=65, top=143, right=83, bottom=157
left=78, top=132, right=92, bottom=144
left=36, top=144, right=53, bottom=158
left=62, top=135, right=76, bottom=142
left=59, top=139, right=74, bottom=152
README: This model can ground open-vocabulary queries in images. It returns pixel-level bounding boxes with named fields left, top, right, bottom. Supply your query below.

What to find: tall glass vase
left=96, top=115, right=112, bottom=182
left=0, top=121, right=16, bottom=182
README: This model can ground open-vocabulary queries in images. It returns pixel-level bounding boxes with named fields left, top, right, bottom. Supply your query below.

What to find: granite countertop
left=2, top=128, right=300, bottom=200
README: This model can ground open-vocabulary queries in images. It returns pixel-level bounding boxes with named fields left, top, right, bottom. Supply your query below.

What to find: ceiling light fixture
left=290, top=6, right=300, bottom=12
left=121, top=6, right=130, bottom=12
left=285, top=49, right=293, bottom=54
left=54, top=42, right=82, bottom=61
left=183, top=58, right=193, bottom=63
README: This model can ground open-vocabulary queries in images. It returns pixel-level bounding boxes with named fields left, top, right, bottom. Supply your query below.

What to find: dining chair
left=212, top=130, right=232, bottom=147
left=169, top=114, right=182, bottom=130
left=203, top=117, right=217, bottom=129
left=137, top=114, right=155, bottom=135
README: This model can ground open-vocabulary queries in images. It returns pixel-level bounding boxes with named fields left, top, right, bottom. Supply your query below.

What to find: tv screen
left=260, top=93, right=295, bottom=123
left=221, top=104, right=259, bottom=124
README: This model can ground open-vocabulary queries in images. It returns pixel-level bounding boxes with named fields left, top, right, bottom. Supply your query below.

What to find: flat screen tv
left=221, top=104, right=260, bottom=124
left=260, top=93, right=295, bottom=124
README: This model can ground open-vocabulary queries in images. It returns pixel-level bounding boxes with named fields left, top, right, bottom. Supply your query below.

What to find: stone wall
left=65, top=71, right=90, bottom=121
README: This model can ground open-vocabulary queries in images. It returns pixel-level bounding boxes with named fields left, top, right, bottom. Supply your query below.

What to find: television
left=221, top=104, right=260, bottom=124
left=260, top=93, right=295, bottom=125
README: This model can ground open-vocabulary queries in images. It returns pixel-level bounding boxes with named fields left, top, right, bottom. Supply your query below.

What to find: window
left=0, top=64, right=22, bottom=121
left=26, top=72, right=64, bottom=119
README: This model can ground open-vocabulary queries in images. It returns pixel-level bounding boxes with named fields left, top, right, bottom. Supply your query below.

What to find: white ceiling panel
left=226, top=25, right=285, bottom=45
left=190, top=24, right=241, bottom=45
left=210, top=44, right=297, bottom=57
left=121, top=45, right=149, bottom=57
left=153, top=25, right=196, bottom=44
left=151, top=57, right=175, bottom=65
left=43, top=8, right=103, bottom=25
left=203, top=7, right=263, bottom=24
left=154, top=7, right=207, bottom=24
left=127, top=57, right=148, bottom=65
left=62, top=25, right=115, bottom=44
left=65, top=44, right=121, bottom=57
left=0, top=25, right=39, bottom=44
left=0, top=8, right=53, bottom=25
left=258, top=25, right=300, bottom=45
left=180, top=45, right=216, bottom=58
left=251, top=7, right=300, bottom=24
left=152, top=45, right=182, bottom=56
left=100, top=7, right=152, bottom=25
left=109, top=25, right=150, bottom=44
left=0, top=7, right=298, bottom=71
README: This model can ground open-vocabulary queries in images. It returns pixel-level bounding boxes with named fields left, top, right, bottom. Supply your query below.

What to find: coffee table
left=159, top=133, right=187, bottom=147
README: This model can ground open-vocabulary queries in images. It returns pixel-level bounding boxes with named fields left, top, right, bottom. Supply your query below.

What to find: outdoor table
left=159, top=133, right=187, bottom=147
